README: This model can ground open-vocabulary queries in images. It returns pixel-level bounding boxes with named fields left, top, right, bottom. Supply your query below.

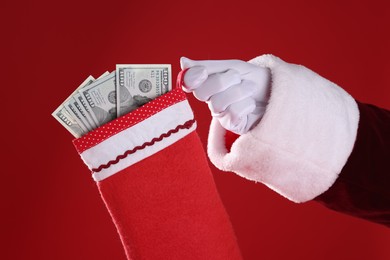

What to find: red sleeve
left=314, top=101, right=390, bottom=227
left=73, top=88, right=242, bottom=259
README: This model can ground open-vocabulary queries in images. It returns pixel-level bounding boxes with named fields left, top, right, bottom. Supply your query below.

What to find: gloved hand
left=180, top=57, right=271, bottom=135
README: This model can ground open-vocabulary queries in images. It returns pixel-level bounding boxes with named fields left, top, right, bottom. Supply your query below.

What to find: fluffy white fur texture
left=208, top=54, right=360, bottom=203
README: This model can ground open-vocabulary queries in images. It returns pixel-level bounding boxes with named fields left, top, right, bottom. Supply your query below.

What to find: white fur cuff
left=208, top=55, right=360, bottom=203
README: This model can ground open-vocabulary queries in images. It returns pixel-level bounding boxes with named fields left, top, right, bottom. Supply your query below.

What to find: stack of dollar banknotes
left=52, top=65, right=172, bottom=138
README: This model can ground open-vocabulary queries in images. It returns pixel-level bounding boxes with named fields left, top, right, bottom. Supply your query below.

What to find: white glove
left=180, top=57, right=271, bottom=135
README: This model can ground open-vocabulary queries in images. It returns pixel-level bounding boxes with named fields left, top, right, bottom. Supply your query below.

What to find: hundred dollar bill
left=73, top=93, right=98, bottom=129
left=116, top=64, right=171, bottom=117
left=73, top=73, right=108, bottom=129
left=52, top=105, right=87, bottom=138
left=64, top=98, right=93, bottom=131
left=64, top=75, right=96, bottom=130
left=79, top=71, right=117, bottom=127
left=52, top=75, right=95, bottom=137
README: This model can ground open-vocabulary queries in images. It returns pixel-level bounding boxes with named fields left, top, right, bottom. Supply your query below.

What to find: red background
left=2, top=0, right=390, bottom=259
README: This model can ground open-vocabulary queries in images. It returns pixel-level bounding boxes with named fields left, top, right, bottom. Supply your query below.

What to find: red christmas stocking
left=73, top=88, right=242, bottom=260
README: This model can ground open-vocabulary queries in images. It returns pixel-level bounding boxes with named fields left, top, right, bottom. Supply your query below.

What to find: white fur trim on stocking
left=208, top=54, right=360, bottom=203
